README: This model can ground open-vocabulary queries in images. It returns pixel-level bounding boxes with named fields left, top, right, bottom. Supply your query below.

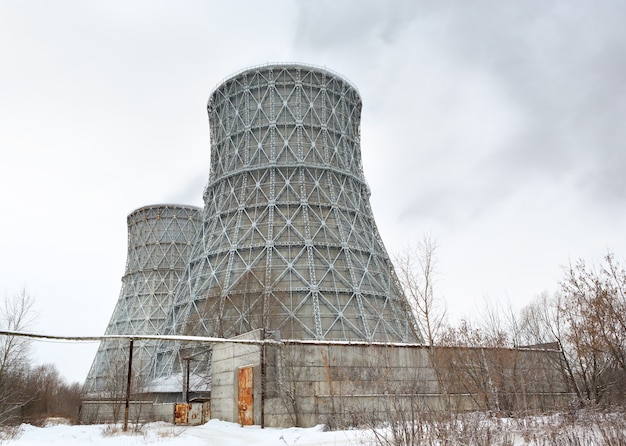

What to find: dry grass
left=368, top=407, right=626, bottom=446
left=100, top=423, right=145, bottom=437
left=154, top=426, right=186, bottom=438
left=0, top=425, right=21, bottom=443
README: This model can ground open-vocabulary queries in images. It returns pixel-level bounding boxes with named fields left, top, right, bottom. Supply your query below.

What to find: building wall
left=430, top=345, right=573, bottom=413
left=80, top=401, right=208, bottom=425
left=263, top=343, right=441, bottom=427
left=210, top=340, right=574, bottom=428
left=80, top=400, right=159, bottom=424
left=210, top=331, right=262, bottom=423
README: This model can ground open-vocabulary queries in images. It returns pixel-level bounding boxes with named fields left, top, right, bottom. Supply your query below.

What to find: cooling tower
left=153, top=63, right=420, bottom=377
left=83, top=204, right=201, bottom=396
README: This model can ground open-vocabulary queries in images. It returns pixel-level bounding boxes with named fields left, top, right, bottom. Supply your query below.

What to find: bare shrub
left=100, top=422, right=144, bottom=437
left=99, top=424, right=122, bottom=436
left=368, top=408, right=626, bottom=446
left=154, top=426, right=186, bottom=438
left=0, top=425, right=22, bottom=442
left=275, top=344, right=303, bottom=427
left=369, top=411, right=516, bottom=446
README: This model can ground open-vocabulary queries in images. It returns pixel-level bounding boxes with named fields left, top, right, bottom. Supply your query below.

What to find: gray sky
left=1, top=0, right=625, bottom=384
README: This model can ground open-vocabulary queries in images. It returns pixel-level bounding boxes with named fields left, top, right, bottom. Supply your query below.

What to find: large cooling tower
left=154, top=64, right=420, bottom=377
left=83, top=204, right=201, bottom=396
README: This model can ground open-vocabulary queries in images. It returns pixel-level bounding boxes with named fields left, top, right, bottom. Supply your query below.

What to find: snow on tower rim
left=207, top=62, right=361, bottom=104
left=127, top=203, right=203, bottom=218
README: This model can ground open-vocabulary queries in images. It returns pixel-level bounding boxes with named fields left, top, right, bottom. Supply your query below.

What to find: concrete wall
left=80, top=401, right=209, bottom=425
left=430, top=345, right=573, bottom=413
left=80, top=400, right=164, bottom=424
left=210, top=330, right=262, bottom=424
left=263, top=343, right=442, bottom=427
left=211, top=341, right=574, bottom=428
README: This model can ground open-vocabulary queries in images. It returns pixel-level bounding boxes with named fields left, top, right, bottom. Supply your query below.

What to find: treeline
left=1, top=363, right=82, bottom=425
left=0, top=290, right=82, bottom=426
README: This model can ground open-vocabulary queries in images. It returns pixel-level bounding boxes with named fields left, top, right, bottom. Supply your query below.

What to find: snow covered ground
left=2, top=419, right=370, bottom=446
left=3, top=412, right=625, bottom=445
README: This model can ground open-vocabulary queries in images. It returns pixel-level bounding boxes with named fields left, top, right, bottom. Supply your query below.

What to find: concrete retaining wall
left=80, top=400, right=163, bottom=424
left=210, top=341, right=574, bottom=427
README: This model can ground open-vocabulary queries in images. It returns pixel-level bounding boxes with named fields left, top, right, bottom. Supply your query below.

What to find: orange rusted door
left=174, top=403, right=188, bottom=425
left=238, top=366, right=253, bottom=425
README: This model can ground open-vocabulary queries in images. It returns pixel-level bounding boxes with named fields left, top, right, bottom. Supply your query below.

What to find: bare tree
left=597, top=253, right=626, bottom=374
left=476, top=297, right=521, bottom=349
left=394, top=235, right=446, bottom=346
left=516, top=253, right=626, bottom=405
left=21, top=364, right=82, bottom=424
left=518, top=292, right=557, bottom=347
left=438, top=319, right=513, bottom=411
left=518, top=292, right=582, bottom=402
left=437, top=307, right=571, bottom=415
left=558, top=255, right=626, bottom=403
left=0, top=289, right=36, bottom=425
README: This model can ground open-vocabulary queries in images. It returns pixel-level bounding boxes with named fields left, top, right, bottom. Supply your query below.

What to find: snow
left=3, top=412, right=624, bottom=445
left=3, top=419, right=368, bottom=446
left=146, top=373, right=210, bottom=393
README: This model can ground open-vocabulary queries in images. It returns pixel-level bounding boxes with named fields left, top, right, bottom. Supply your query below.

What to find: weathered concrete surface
left=210, top=330, right=262, bottom=424
left=81, top=339, right=573, bottom=427
left=210, top=339, right=573, bottom=427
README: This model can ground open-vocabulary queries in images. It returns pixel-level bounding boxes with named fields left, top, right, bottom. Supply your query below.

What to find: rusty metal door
left=174, top=403, right=188, bottom=425
left=188, top=403, right=203, bottom=425
left=238, top=366, right=253, bottom=425
left=175, top=402, right=209, bottom=425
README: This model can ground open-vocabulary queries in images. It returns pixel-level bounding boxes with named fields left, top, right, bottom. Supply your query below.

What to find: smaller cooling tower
left=83, top=204, right=201, bottom=396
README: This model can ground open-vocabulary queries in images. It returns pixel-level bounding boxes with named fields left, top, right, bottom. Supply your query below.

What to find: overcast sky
left=1, top=1, right=625, bottom=384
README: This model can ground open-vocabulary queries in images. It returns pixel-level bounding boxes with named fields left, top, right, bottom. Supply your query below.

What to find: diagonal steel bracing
left=83, top=205, right=201, bottom=397
left=153, top=64, right=421, bottom=379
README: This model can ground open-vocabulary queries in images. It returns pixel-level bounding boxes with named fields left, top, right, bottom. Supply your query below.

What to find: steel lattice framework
left=153, top=64, right=420, bottom=378
left=83, top=204, right=201, bottom=396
